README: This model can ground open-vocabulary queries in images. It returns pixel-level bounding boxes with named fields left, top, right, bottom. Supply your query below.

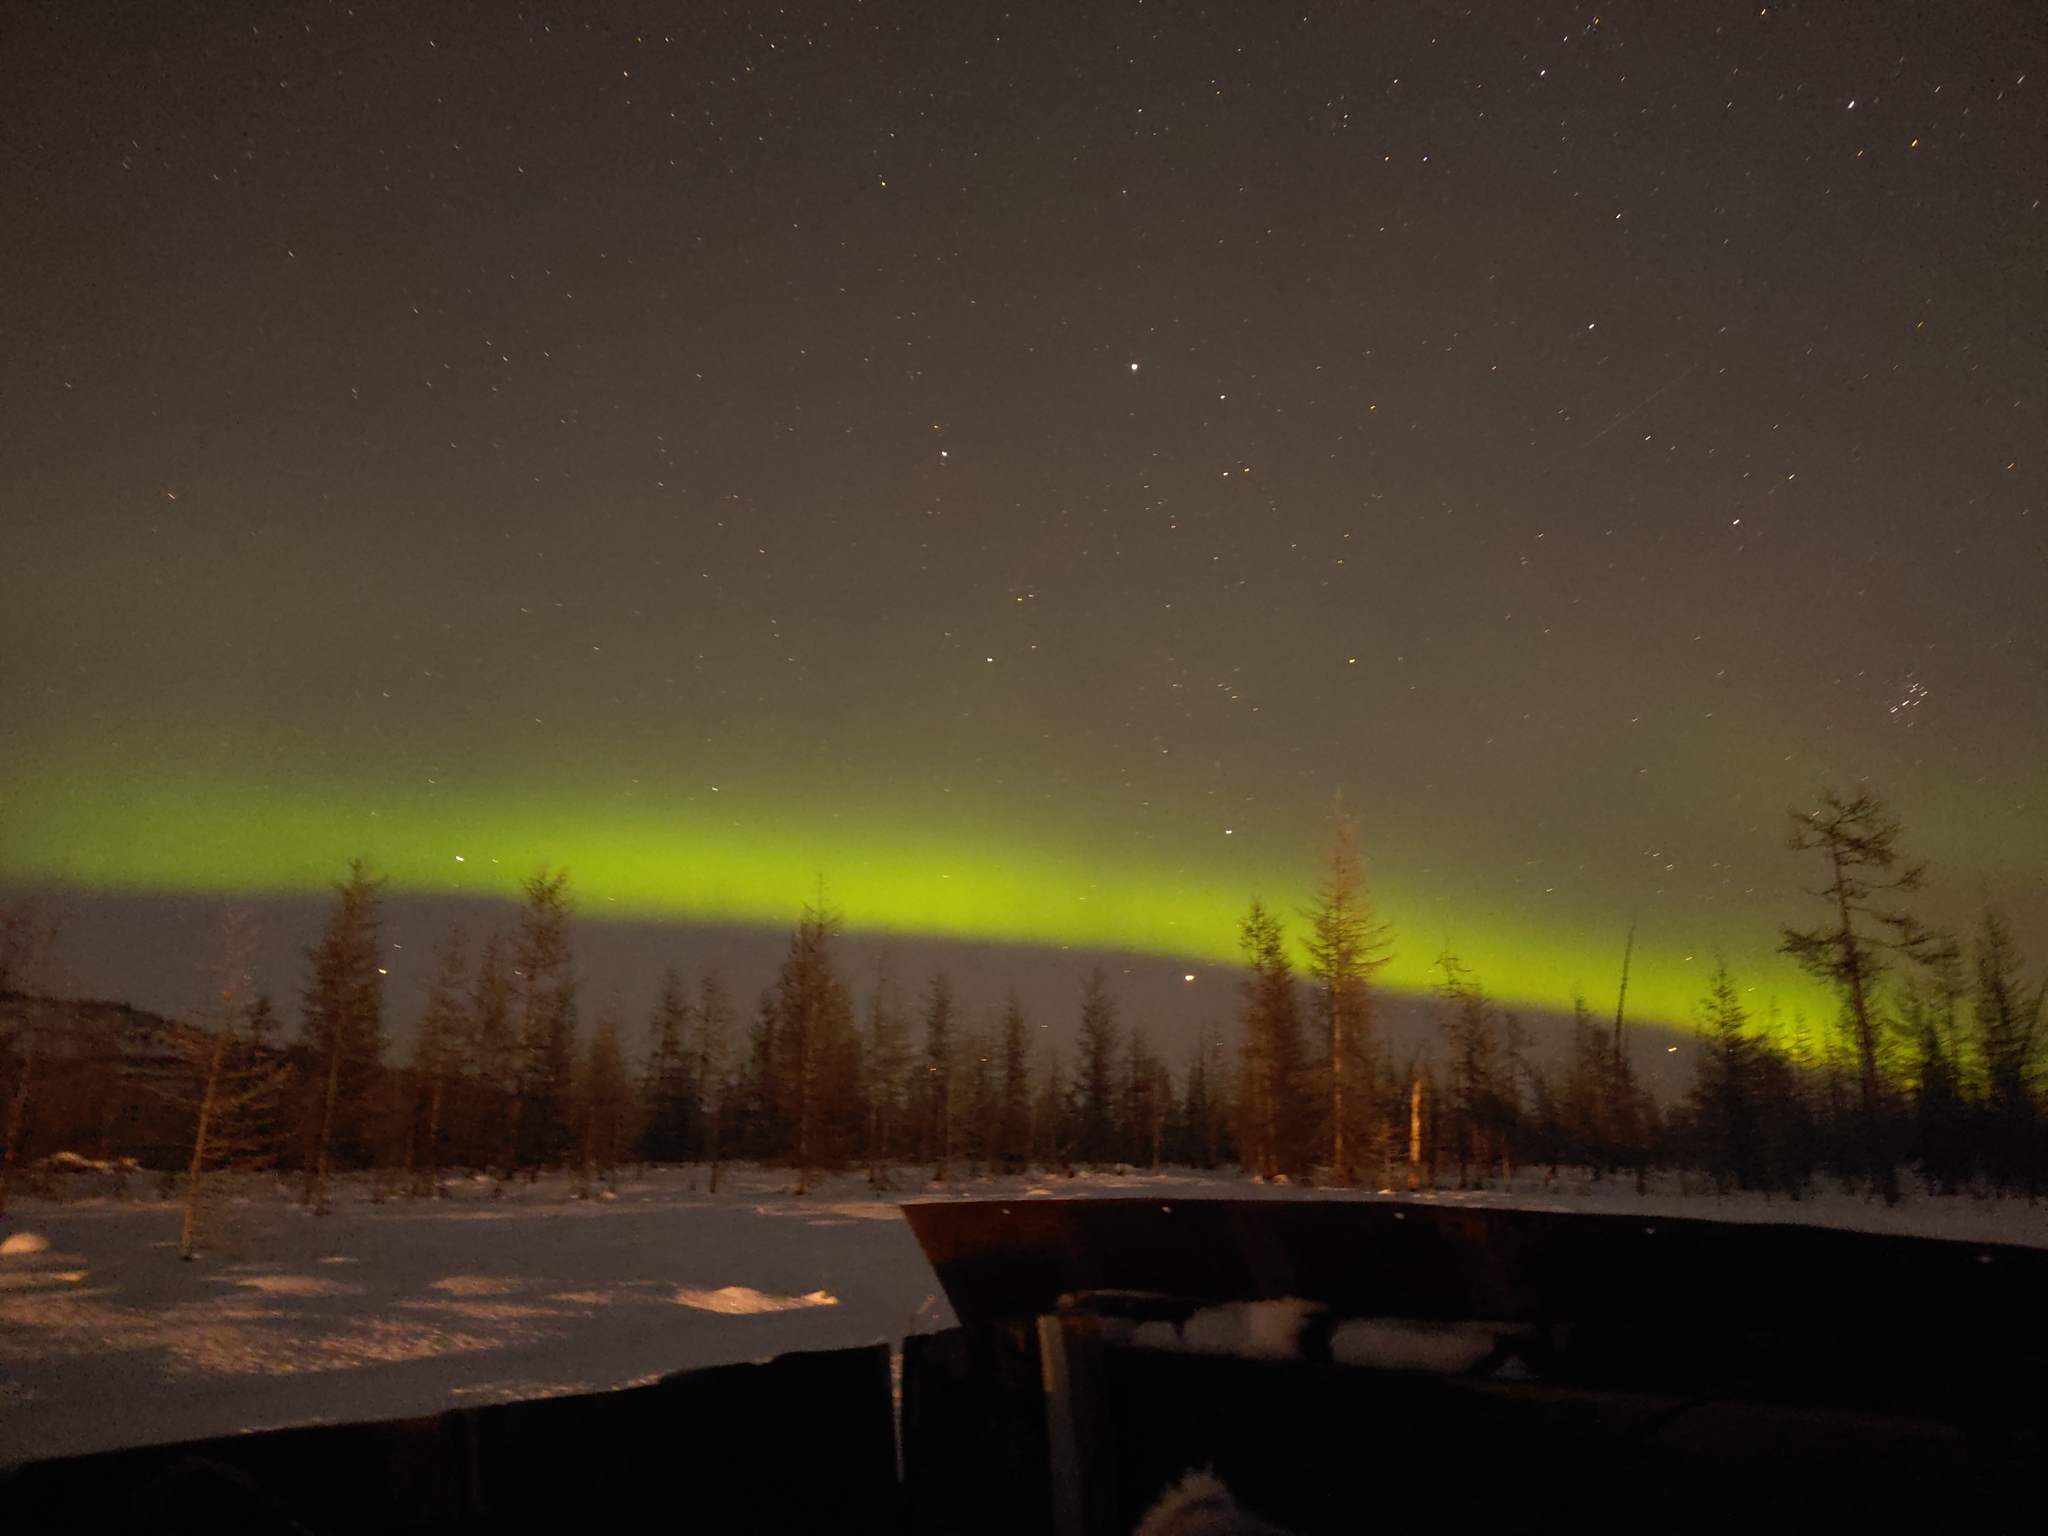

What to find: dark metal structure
left=899, top=1196, right=2048, bottom=1534
left=8, top=1196, right=2044, bottom=1533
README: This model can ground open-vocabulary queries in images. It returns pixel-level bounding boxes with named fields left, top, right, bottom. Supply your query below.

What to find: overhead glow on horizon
left=0, top=762, right=1836, bottom=1028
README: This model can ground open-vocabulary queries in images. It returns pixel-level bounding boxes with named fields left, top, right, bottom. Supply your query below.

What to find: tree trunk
left=1407, top=1078, right=1423, bottom=1190
left=181, top=1029, right=230, bottom=1259
left=0, top=1006, right=38, bottom=1216
left=305, top=1029, right=343, bottom=1214
left=1330, top=1000, right=1347, bottom=1186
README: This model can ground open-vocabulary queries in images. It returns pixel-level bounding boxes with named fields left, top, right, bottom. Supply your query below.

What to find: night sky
left=4, top=2, right=2042, bottom=1029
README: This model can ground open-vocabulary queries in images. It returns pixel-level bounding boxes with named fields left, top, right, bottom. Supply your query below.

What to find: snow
left=4, top=1163, right=2044, bottom=1467
left=0, top=1166, right=952, bottom=1467
left=671, top=1284, right=839, bottom=1314
left=1327, top=1318, right=1502, bottom=1374
left=1177, top=1300, right=1326, bottom=1361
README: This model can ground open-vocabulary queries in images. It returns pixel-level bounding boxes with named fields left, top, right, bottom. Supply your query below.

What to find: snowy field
left=5, top=1165, right=2046, bottom=1467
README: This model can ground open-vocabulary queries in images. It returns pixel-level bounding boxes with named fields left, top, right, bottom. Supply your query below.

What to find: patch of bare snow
left=672, top=1285, right=839, bottom=1315
left=231, top=1274, right=363, bottom=1298
left=427, top=1275, right=524, bottom=1297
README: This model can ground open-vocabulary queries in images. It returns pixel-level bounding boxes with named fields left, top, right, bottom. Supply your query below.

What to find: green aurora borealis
left=6, top=757, right=1821, bottom=1025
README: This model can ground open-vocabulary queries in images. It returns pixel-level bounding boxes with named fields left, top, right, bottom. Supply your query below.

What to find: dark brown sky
left=4, top=1, right=2042, bottom=1026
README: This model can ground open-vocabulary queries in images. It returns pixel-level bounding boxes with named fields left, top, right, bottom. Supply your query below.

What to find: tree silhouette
left=1236, top=901, right=1307, bottom=1181
left=179, top=911, right=288, bottom=1257
left=299, top=861, right=386, bottom=1212
left=574, top=1006, right=637, bottom=1196
left=407, top=926, right=468, bottom=1196
left=859, top=959, right=909, bottom=1184
left=1300, top=802, right=1392, bottom=1185
left=641, top=968, right=696, bottom=1164
left=1781, top=789, right=1938, bottom=1196
left=1075, top=969, right=1120, bottom=1166
left=917, top=972, right=956, bottom=1179
left=693, top=970, right=735, bottom=1176
left=1971, top=910, right=2045, bottom=1193
left=0, top=896, right=61, bottom=1215
left=997, top=994, right=1031, bottom=1173
left=1435, top=954, right=1508, bottom=1187
left=504, top=869, right=575, bottom=1177
left=768, top=904, right=859, bottom=1190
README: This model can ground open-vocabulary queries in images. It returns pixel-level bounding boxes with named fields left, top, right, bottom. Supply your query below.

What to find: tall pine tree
left=769, top=905, right=860, bottom=1190
left=1236, top=902, right=1307, bottom=1181
left=407, top=926, right=468, bottom=1196
left=1076, top=969, right=1120, bottom=1166
left=641, top=968, right=697, bottom=1163
left=1301, top=803, right=1392, bottom=1185
left=997, top=995, right=1031, bottom=1173
left=1781, top=789, right=1938, bottom=1197
left=917, top=973, right=957, bottom=1179
left=505, top=870, right=576, bottom=1176
left=861, top=959, right=912, bottom=1184
left=299, top=861, right=386, bottom=1212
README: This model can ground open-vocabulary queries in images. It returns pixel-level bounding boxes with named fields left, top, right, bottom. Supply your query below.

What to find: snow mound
left=823, top=1203, right=903, bottom=1222
left=233, top=1275, right=363, bottom=1298
left=1136, top=1470, right=1295, bottom=1536
left=428, top=1275, right=523, bottom=1297
left=1328, top=1318, right=1502, bottom=1374
left=672, top=1285, right=838, bottom=1315
left=1131, top=1299, right=1327, bottom=1360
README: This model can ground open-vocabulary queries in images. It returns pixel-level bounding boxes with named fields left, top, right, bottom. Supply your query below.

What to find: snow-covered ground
left=4, top=1165, right=2044, bottom=1467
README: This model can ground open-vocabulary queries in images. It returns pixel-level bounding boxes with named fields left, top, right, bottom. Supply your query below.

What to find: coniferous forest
left=1, top=790, right=2042, bottom=1216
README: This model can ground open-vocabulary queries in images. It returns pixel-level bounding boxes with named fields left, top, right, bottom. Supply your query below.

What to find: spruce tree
left=1236, top=901, right=1307, bottom=1180
left=693, top=970, right=735, bottom=1169
left=408, top=926, right=468, bottom=1197
left=769, top=905, right=859, bottom=1190
left=299, top=861, right=387, bottom=1212
left=997, top=995, right=1031, bottom=1173
left=575, top=1007, right=637, bottom=1196
left=504, top=869, right=576, bottom=1176
left=1899, top=938, right=1968, bottom=1193
left=181, top=911, right=288, bottom=1255
left=735, top=991, right=779, bottom=1162
left=1434, top=954, right=1503, bottom=1187
left=464, top=933, right=515, bottom=1173
left=1118, top=1030, right=1170, bottom=1169
left=641, top=968, right=696, bottom=1164
left=1033, top=1045, right=1070, bottom=1171
left=956, top=1026, right=995, bottom=1172
left=1076, top=969, right=1120, bottom=1166
left=1971, top=910, right=2044, bottom=1193
left=1781, top=790, right=1943, bottom=1197
left=860, top=960, right=911, bottom=1183
left=918, top=972, right=956, bottom=1179
left=1301, top=803, right=1392, bottom=1185
left=0, top=898, right=63, bottom=1214
left=1689, top=962, right=1759, bottom=1191
left=1180, top=1026, right=1223, bottom=1168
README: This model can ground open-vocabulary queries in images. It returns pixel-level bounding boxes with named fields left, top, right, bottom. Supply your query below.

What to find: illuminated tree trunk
left=1407, top=1078, right=1423, bottom=1190
left=305, top=1030, right=342, bottom=1214
left=0, top=1004, right=39, bottom=1217
left=181, top=1027, right=230, bottom=1259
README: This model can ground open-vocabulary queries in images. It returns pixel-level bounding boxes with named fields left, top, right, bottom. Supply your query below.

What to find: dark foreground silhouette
left=8, top=1198, right=2043, bottom=1534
